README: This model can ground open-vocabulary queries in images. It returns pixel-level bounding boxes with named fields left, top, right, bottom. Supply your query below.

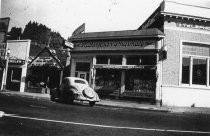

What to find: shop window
left=126, top=56, right=141, bottom=65
left=181, top=57, right=190, bottom=84
left=192, top=59, right=206, bottom=85
left=140, top=55, right=157, bottom=65
left=110, top=56, right=122, bottom=65
left=95, top=69, right=121, bottom=95
left=96, top=56, right=108, bottom=64
left=124, top=69, right=156, bottom=98
left=182, top=42, right=210, bottom=86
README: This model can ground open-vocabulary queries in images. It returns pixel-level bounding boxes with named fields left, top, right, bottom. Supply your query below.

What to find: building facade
left=4, top=40, right=31, bottom=92
left=69, top=1, right=210, bottom=107
left=139, top=1, right=210, bottom=107
left=70, top=29, right=164, bottom=102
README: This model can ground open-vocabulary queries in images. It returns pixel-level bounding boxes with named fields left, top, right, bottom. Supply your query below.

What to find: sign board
left=7, top=40, right=31, bottom=64
left=65, top=41, right=74, bottom=48
left=94, top=65, right=156, bottom=70
left=159, top=50, right=167, bottom=61
left=73, top=40, right=156, bottom=51
left=9, top=59, right=25, bottom=64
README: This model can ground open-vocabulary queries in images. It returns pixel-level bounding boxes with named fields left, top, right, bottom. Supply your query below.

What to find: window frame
left=180, top=40, right=210, bottom=88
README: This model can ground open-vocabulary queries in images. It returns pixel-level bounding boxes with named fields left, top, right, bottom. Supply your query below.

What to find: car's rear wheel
left=63, top=92, right=74, bottom=104
left=89, top=101, right=95, bottom=107
left=50, top=94, right=56, bottom=101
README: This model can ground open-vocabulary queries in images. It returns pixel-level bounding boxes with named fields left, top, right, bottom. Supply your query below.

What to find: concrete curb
left=0, top=91, right=50, bottom=100
left=0, top=91, right=169, bottom=113
left=96, top=100, right=169, bottom=112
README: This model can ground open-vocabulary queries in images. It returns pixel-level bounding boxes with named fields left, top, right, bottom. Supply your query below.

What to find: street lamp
left=2, top=48, right=10, bottom=91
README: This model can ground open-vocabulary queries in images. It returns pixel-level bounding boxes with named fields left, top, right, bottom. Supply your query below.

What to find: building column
left=92, top=56, right=96, bottom=89
left=156, top=57, right=162, bottom=105
left=156, top=39, right=164, bottom=105
left=20, top=65, right=27, bottom=92
left=120, top=55, right=126, bottom=96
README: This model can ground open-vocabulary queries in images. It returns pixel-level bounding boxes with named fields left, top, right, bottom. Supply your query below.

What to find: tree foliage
left=8, top=21, right=67, bottom=64
left=8, top=27, right=22, bottom=40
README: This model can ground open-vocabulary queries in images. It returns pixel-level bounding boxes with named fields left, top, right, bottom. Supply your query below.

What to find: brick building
left=139, top=1, right=210, bottom=107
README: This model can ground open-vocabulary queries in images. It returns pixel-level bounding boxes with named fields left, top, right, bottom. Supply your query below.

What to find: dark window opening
left=192, top=59, right=206, bottom=85
left=76, top=62, right=90, bottom=71
left=110, top=56, right=122, bottom=65
left=127, top=56, right=141, bottom=65
left=96, top=56, right=108, bottom=64
left=182, top=57, right=190, bottom=84
left=127, top=55, right=156, bottom=65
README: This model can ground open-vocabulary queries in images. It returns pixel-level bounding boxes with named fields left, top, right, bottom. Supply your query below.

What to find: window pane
left=140, top=55, right=157, bottom=65
left=183, top=42, right=210, bottom=57
left=96, top=56, right=108, bottom=64
left=126, top=56, right=140, bottom=65
left=110, top=56, right=122, bottom=65
left=182, top=57, right=190, bottom=84
left=192, top=59, right=206, bottom=85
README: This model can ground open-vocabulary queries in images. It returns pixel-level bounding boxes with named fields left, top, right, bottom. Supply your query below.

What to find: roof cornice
left=161, top=11, right=210, bottom=22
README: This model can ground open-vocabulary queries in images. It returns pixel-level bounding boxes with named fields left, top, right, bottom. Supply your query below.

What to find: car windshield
left=74, top=79, right=86, bottom=84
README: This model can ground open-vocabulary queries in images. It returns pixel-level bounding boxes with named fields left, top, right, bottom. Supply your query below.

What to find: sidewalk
left=1, top=90, right=210, bottom=115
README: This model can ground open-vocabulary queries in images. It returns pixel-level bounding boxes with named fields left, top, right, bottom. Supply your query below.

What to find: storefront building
left=5, top=40, right=31, bottom=92
left=70, top=29, right=164, bottom=102
left=139, top=1, right=210, bottom=107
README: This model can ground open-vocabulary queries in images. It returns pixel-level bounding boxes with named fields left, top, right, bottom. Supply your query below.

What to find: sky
left=1, top=0, right=210, bottom=39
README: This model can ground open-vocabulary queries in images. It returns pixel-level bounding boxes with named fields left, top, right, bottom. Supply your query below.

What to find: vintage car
left=50, top=77, right=100, bottom=106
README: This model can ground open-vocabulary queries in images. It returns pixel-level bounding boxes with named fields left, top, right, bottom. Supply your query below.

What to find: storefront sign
left=9, top=59, right=25, bottom=64
left=94, top=64, right=156, bottom=70
left=94, top=65, right=145, bottom=69
left=176, top=22, right=210, bottom=31
left=74, top=40, right=156, bottom=51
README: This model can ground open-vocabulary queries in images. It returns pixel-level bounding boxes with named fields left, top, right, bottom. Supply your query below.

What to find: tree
left=8, top=27, right=22, bottom=40
left=21, top=21, right=66, bottom=64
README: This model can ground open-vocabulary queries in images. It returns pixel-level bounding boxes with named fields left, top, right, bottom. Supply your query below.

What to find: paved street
left=0, top=93, right=210, bottom=136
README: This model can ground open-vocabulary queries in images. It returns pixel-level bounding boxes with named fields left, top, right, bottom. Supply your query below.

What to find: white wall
left=162, top=86, right=210, bottom=107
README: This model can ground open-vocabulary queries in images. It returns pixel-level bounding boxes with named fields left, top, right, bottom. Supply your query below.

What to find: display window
left=95, top=69, right=121, bottom=96
left=192, top=59, right=206, bottom=85
left=124, top=69, right=156, bottom=98
left=181, top=42, right=210, bottom=86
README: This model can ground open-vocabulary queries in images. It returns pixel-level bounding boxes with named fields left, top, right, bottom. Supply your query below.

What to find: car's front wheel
left=89, top=101, right=95, bottom=107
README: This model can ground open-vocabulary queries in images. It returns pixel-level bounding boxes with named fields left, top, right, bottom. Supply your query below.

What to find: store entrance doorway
left=77, top=72, right=87, bottom=80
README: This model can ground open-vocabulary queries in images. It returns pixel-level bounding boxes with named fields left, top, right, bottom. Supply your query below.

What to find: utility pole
left=2, top=48, right=10, bottom=91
